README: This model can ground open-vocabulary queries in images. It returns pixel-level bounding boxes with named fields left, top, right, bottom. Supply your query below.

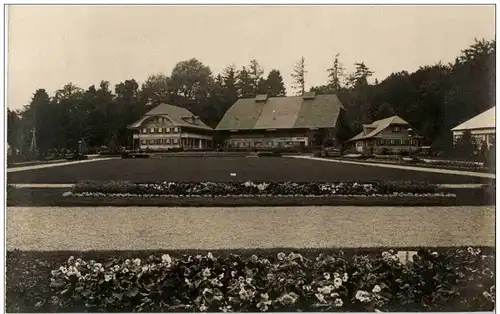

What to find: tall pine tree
left=291, top=56, right=307, bottom=96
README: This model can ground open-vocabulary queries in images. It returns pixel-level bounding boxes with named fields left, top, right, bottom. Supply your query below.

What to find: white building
left=451, top=106, right=495, bottom=148
left=128, top=103, right=214, bottom=151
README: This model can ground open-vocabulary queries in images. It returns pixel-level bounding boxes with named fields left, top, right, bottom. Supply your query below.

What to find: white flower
left=246, top=277, right=252, bottom=284
left=277, top=252, right=286, bottom=261
left=199, top=304, right=208, bottom=312
left=279, top=292, right=298, bottom=305
left=372, top=285, right=382, bottom=293
left=324, top=272, right=331, bottom=280
left=133, top=258, right=141, bottom=266
left=161, top=254, right=172, bottom=264
left=207, top=252, right=215, bottom=261
left=355, top=290, right=371, bottom=303
left=261, top=293, right=269, bottom=301
left=202, top=268, right=211, bottom=278
left=342, top=272, right=349, bottom=282
left=334, top=272, right=340, bottom=278
left=239, top=288, right=249, bottom=300
left=231, top=270, right=237, bottom=278
left=104, top=274, right=113, bottom=282
left=202, top=288, right=212, bottom=295
left=250, top=254, right=259, bottom=263
left=334, top=277, right=343, bottom=288
left=318, top=285, right=333, bottom=295
left=113, top=265, right=120, bottom=272
left=334, top=298, right=343, bottom=307
left=315, top=293, right=326, bottom=303
left=331, top=292, right=339, bottom=298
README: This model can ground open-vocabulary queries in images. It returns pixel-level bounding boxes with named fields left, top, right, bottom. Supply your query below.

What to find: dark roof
left=347, top=115, right=421, bottom=142
left=129, top=103, right=212, bottom=130
left=215, top=94, right=345, bottom=131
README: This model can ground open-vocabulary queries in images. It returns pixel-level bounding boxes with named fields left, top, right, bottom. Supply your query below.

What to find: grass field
left=7, top=156, right=495, bottom=184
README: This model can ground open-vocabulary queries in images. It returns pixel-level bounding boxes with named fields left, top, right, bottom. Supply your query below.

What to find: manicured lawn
left=7, top=157, right=494, bottom=184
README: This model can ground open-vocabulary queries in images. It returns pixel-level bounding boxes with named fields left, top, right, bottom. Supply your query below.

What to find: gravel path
left=6, top=206, right=494, bottom=251
left=7, top=157, right=116, bottom=173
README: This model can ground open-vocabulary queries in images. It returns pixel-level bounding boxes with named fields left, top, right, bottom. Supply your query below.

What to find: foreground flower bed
left=6, top=248, right=495, bottom=312
left=70, top=180, right=442, bottom=197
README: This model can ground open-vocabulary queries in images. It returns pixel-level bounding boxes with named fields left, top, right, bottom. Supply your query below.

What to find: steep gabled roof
left=451, top=106, right=495, bottom=131
left=215, top=94, right=345, bottom=130
left=129, top=103, right=212, bottom=130
left=347, top=115, right=412, bottom=142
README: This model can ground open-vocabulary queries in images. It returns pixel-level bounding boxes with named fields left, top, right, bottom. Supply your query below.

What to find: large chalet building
left=215, top=92, right=346, bottom=150
left=346, top=115, right=423, bottom=154
left=128, top=103, right=213, bottom=151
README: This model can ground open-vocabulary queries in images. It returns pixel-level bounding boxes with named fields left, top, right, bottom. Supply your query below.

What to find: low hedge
left=71, top=181, right=440, bottom=197
left=6, top=248, right=495, bottom=312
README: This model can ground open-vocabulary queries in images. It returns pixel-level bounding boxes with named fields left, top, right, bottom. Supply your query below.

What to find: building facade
left=215, top=92, right=346, bottom=150
left=128, top=104, right=213, bottom=151
left=346, top=116, right=423, bottom=154
left=451, top=106, right=495, bottom=149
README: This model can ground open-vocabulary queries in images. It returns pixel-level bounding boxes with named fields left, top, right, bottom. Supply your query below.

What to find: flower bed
left=6, top=248, right=495, bottom=312
left=367, top=157, right=490, bottom=172
left=70, top=180, right=441, bottom=197
left=56, top=180, right=458, bottom=206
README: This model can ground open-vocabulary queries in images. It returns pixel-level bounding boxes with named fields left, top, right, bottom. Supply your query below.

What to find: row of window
left=376, top=139, right=418, bottom=146
left=230, top=140, right=297, bottom=148
left=141, top=127, right=180, bottom=134
left=141, top=138, right=180, bottom=145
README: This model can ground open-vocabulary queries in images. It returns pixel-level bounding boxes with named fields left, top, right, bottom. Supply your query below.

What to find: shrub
left=6, top=248, right=495, bottom=312
left=73, top=180, right=138, bottom=194
left=377, top=181, right=438, bottom=194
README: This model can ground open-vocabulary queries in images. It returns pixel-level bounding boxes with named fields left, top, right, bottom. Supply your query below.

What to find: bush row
left=71, top=181, right=440, bottom=196
left=6, top=248, right=494, bottom=312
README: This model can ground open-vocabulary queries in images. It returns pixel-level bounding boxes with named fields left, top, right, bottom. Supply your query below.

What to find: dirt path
left=6, top=206, right=495, bottom=251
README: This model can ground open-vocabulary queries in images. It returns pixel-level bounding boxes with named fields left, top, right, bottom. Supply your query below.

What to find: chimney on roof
left=303, top=92, right=316, bottom=100
left=255, top=94, right=268, bottom=102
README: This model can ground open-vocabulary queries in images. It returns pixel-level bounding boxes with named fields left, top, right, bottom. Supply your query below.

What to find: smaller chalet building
left=215, top=92, right=346, bottom=150
left=451, top=106, right=495, bottom=149
left=346, top=116, right=423, bottom=154
left=128, top=104, right=213, bottom=151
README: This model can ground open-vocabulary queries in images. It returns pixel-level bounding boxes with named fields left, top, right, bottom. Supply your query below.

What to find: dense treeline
left=7, top=38, right=495, bottom=156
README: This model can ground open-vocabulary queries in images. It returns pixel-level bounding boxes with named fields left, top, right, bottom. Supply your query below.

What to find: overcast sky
left=7, top=5, right=495, bottom=110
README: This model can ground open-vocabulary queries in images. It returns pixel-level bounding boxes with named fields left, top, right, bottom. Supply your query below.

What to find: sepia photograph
left=4, top=3, right=496, bottom=312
